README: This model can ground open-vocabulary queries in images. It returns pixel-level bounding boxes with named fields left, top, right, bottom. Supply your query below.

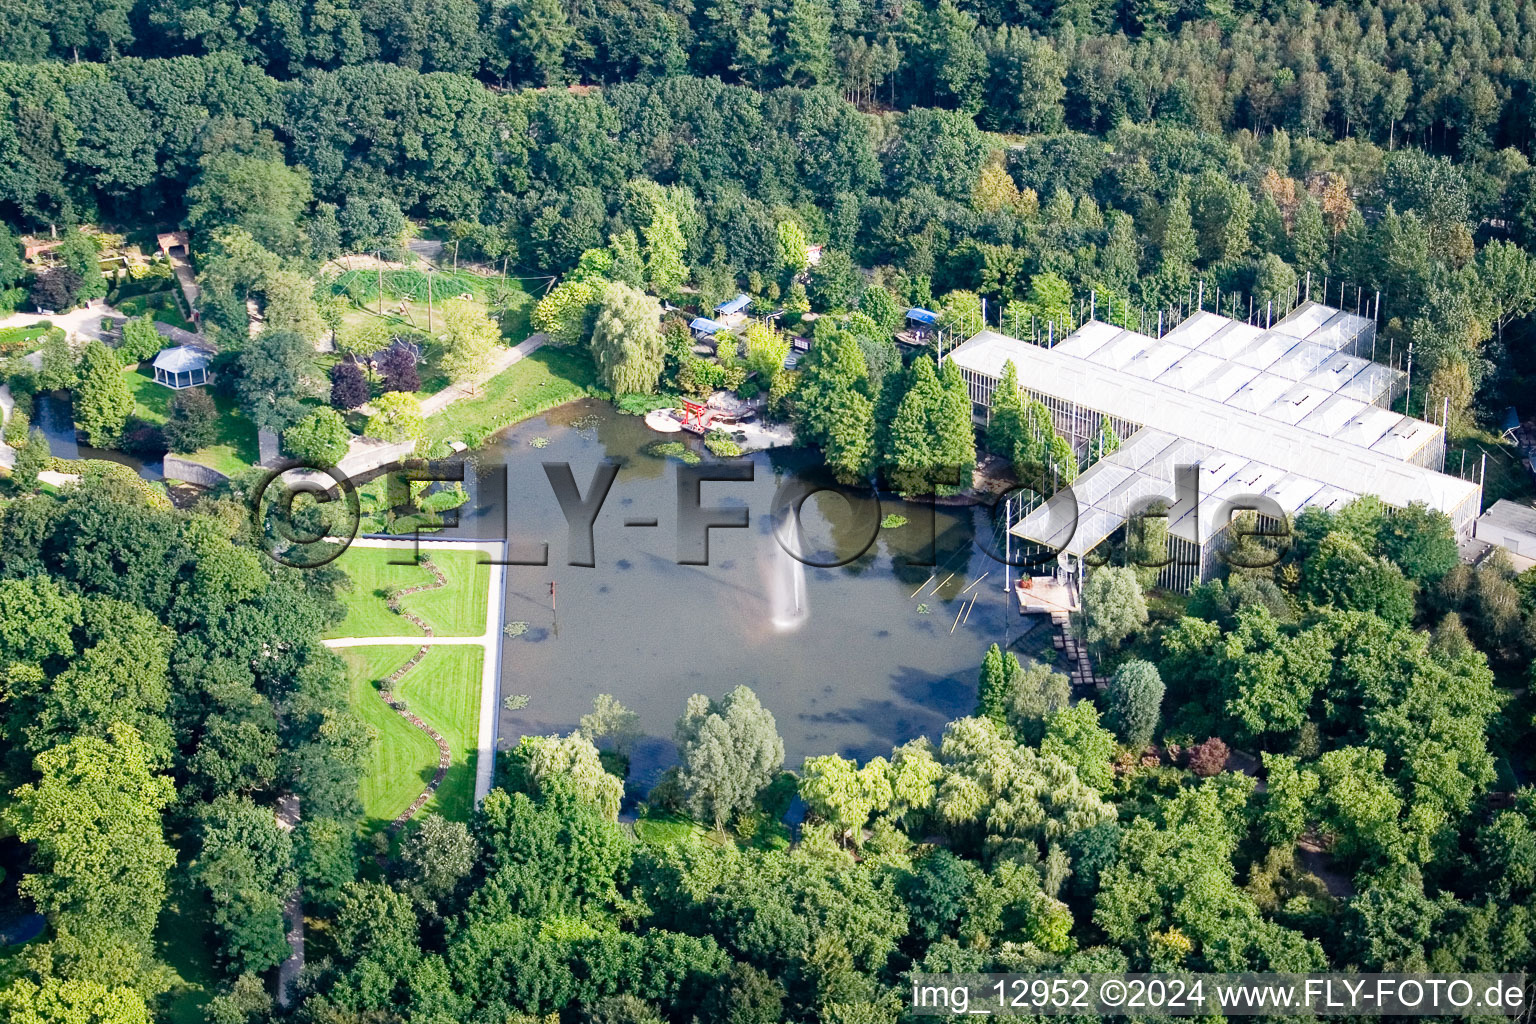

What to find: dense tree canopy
left=5, top=3, right=1536, bottom=1018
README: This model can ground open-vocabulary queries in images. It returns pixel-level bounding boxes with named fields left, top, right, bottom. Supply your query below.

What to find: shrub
left=120, top=420, right=169, bottom=460
left=283, top=408, right=353, bottom=467
left=419, top=484, right=469, bottom=513
left=704, top=431, right=743, bottom=457
left=2, top=407, right=28, bottom=447
left=9, top=427, right=49, bottom=488
left=163, top=388, right=218, bottom=453
left=329, top=360, right=370, bottom=410
left=1187, top=737, right=1229, bottom=778
left=117, top=314, right=163, bottom=364
left=4, top=358, right=39, bottom=402
left=375, top=344, right=420, bottom=393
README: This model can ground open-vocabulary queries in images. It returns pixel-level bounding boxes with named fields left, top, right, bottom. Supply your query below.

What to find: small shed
left=153, top=345, right=211, bottom=389
left=156, top=231, right=190, bottom=258
left=1475, top=499, right=1536, bottom=562
left=899, top=307, right=940, bottom=346
left=690, top=316, right=724, bottom=340
left=715, top=294, right=751, bottom=317
left=714, top=294, right=751, bottom=328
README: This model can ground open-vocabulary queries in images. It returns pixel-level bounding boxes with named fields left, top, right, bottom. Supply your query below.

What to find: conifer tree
left=74, top=340, right=132, bottom=448
left=975, top=643, right=1023, bottom=726
left=937, top=358, right=977, bottom=491
left=884, top=358, right=945, bottom=494
left=987, top=359, right=1026, bottom=466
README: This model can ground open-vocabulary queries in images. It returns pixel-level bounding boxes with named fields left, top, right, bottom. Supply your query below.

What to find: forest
left=2, top=0, right=1536, bottom=1022
left=5, top=2, right=1536, bottom=429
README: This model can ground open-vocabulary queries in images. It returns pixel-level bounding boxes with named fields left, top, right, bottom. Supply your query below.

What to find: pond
left=32, top=393, right=163, bottom=481
left=456, top=401, right=1041, bottom=789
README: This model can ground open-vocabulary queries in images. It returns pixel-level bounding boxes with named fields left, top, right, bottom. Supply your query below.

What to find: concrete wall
left=335, top=438, right=417, bottom=481
left=1477, top=520, right=1536, bottom=558
left=162, top=456, right=229, bottom=488
left=258, top=428, right=281, bottom=466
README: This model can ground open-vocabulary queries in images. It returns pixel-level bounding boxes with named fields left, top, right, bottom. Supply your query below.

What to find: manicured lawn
left=122, top=366, right=258, bottom=477
left=393, top=646, right=482, bottom=822
left=424, top=346, right=596, bottom=450
left=0, top=323, right=60, bottom=357
left=342, top=645, right=482, bottom=829
left=324, top=546, right=489, bottom=638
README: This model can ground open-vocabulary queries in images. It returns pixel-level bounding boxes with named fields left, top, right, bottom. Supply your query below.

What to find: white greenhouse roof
left=948, top=317, right=1479, bottom=545
left=1014, top=428, right=1345, bottom=557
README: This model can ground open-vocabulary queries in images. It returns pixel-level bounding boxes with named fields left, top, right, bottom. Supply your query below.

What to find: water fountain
left=764, top=514, right=809, bottom=632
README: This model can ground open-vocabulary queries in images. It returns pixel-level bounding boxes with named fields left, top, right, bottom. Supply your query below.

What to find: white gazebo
left=152, top=345, right=211, bottom=389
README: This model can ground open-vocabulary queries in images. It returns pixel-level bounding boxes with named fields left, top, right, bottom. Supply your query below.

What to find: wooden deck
left=1016, top=577, right=1107, bottom=690
left=1014, top=576, right=1079, bottom=615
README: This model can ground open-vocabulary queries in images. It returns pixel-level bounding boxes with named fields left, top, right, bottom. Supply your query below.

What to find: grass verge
left=424, top=347, right=596, bottom=450
left=122, top=366, right=258, bottom=477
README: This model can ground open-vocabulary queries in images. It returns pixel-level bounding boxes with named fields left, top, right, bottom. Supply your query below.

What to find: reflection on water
left=469, top=400, right=1019, bottom=790
left=32, top=393, right=163, bottom=481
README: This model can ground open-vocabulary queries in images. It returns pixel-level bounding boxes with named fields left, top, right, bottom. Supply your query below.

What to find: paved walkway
left=419, top=334, right=548, bottom=417
left=0, top=300, right=122, bottom=342
left=323, top=537, right=506, bottom=807
left=169, top=252, right=200, bottom=314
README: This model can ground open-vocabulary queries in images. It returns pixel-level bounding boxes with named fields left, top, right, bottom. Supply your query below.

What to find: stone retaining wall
left=162, top=455, right=229, bottom=488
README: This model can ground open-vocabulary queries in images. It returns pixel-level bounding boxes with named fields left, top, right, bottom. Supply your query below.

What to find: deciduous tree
left=282, top=408, right=351, bottom=467
left=440, top=299, right=503, bottom=394
left=673, top=686, right=784, bottom=829
left=589, top=281, right=665, bottom=395
left=5, top=724, right=176, bottom=983
left=236, top=329, right=313, bottom=433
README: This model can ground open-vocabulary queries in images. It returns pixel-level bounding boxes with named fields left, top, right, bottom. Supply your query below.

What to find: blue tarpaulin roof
left=716, top=294, right=751, bottom=316
left=690, top=317, right=723, bottom=333
left=906, top=307, right=938, bottom=325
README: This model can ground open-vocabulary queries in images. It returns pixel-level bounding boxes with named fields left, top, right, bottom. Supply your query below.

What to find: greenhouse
left=945, top=301, right=1484, bottom=589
